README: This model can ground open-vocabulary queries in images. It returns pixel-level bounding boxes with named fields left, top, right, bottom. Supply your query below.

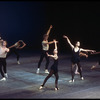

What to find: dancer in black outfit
left=7, top=40, right=26, bottom=64
left=36, top=25, right=55, bottom=74
left=63, top=35, right=95, bottom=82
left=39, top=40, right=59, bottom=90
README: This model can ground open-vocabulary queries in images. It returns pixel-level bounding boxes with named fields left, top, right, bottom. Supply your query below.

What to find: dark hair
left=75, top=41, right=80, bottom=44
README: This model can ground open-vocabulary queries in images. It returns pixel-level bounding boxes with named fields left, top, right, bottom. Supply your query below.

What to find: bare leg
left=77, top=62, right=83, bottom=79
left=69, top=63, right=75, bottom=82
left=75, top=64, right=80, bottom=74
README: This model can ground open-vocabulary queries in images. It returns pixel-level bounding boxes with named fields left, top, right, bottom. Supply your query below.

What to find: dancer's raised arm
left=46, top=25, right=53, bottom=36
left=54, top=40, right=57, bottom=50
left=63, top=35, right=74, bottom=49
left=8, top=44, right=16, bottom=49
left=47, top=40, right=58, bottom=58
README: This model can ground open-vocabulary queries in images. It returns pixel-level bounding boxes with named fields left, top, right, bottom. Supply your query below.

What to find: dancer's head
left=43, top=34, right=49, bottom=40
left=75, top=41, right=80, bottom=47
left=53, top=49, right=58, bottom=54
left=3, top=40, right=7, bottom=46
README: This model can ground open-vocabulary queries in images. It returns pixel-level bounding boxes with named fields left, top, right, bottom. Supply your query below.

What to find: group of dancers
left=36, top=25, right=97, bottom=91
left=0, top=25, right=99, bottom=91
left=0, top=37, right=26, bottom=81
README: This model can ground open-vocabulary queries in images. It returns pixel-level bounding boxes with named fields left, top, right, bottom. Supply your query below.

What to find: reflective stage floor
left=0, top=52, right=100, bottom=99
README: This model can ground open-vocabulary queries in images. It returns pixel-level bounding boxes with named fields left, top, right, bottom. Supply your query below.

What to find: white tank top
left=42, top=40, right=49, bottom=51
left=0, top=47, right=9, bottom=58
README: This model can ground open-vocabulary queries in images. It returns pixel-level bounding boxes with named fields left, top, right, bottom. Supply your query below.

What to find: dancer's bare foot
left=91, top=66, right=96, bottom=69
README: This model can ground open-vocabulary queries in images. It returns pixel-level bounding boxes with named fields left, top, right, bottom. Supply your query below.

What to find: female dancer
left=63, top=35, right=95, bottom=82
left=39, top=40, right=59, bottom=90
left=36, top=25, right=55, bottom=74
left=7, top=40, right=26, bottom=64
left=0, top=40, right=9, bottom=81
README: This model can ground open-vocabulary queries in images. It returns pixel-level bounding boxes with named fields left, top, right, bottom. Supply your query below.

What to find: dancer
left=7, top=40, right=26, bottom=64
left=63, top=35, right=95, bottom=82
left=36, top=25, right=54, bottom=74
left=39, top=40, right=59, bottom=90
left=90, top=51, right=100, bottom=69
left=75, top=52, right=88, bottom=74
left=0, top=40, right=9, bottom=81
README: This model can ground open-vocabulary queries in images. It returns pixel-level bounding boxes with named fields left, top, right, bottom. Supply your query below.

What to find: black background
left=0, top=1, right=100, bottom=53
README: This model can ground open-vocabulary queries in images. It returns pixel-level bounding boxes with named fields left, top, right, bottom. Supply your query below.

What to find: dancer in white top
left=0, top=40, right=9, bottom=81
left=36, top=25, right=55, bottom=74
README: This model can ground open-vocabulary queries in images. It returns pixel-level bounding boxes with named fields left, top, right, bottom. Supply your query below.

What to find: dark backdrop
left=0, top=1, right=100, bottom=53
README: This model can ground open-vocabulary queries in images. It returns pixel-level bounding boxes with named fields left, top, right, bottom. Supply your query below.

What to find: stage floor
left=0, top=52, right=100, bottom=99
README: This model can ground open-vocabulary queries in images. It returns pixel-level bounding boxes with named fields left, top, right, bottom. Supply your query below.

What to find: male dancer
left=36, top=25, right=55, bottom=74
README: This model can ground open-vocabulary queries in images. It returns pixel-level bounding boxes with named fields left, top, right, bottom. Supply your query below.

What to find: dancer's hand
left=86, top=54, right=88, bottom=58
left=46, top=52, right=49, bottom=56
left=91, top=50, right=96, bottom=53
left=63, top=35, right=68, bottom=39
left=50, top=25, right=53, bottom=29
left=53, top=39, right=58, bottom=43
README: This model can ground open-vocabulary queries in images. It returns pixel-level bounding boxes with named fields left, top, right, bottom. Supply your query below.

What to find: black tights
left=71, top=62, right=83, bottom=80
left=0, top=58, right=7, bottom=77
left=42, top=70, right=59, bottom=88
left=7, top=48, right=20, bottom=61
left=38, top=50, right=49, bottom=69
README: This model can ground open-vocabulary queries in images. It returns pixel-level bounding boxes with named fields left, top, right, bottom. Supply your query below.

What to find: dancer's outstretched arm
left=8, top=41, right=20, bottom=49
left=80, top=48, right=96, bottom=53
left=63, top=35, right=74, bottom=49
left=8, top=44, right=16, bottom=49
left=79, top=52, right=88, bottom=58
left=46, top=40, right=58, bottom=58
left=47, top=53, right=54, bottom=58
left=45, top=39, right=58, bottom=45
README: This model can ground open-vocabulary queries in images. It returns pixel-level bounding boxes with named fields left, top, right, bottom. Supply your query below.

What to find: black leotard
left=71, top=48, right=80, bottom=64
left=51, top=59, right=58, bottom=73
